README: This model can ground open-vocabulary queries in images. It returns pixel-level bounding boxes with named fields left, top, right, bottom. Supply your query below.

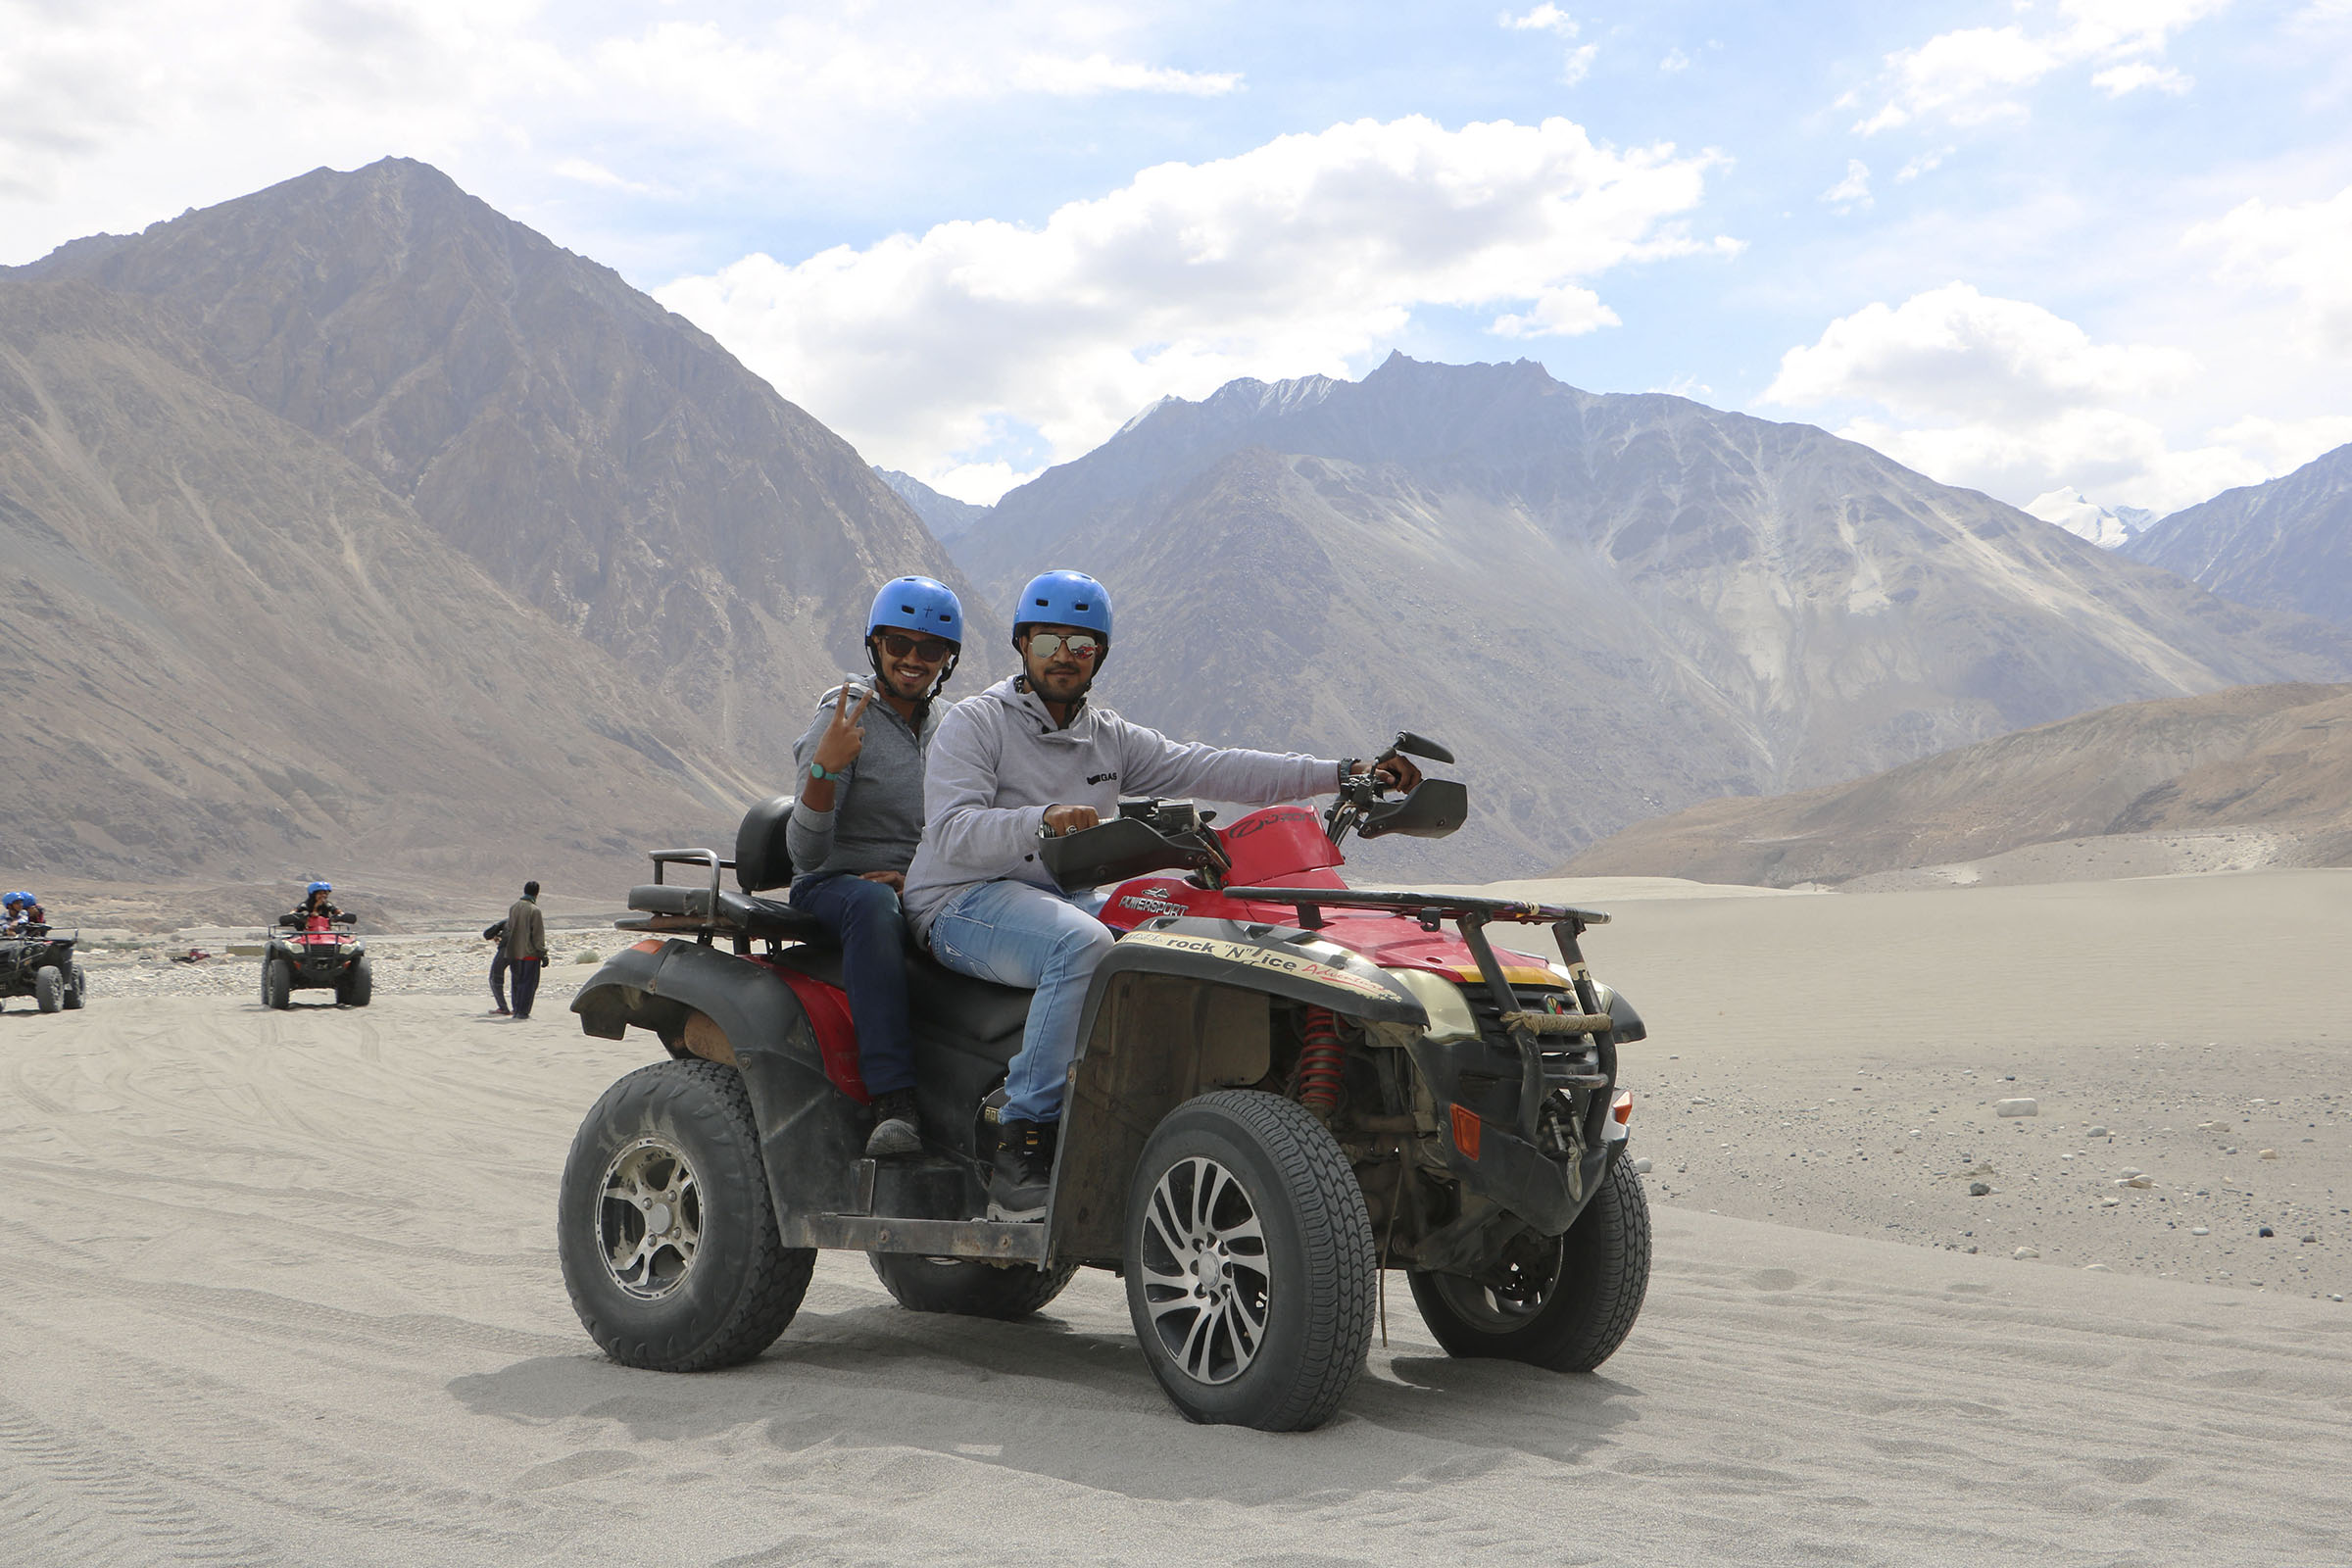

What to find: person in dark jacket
left=287, top=881, right=342, bottom=925
left=789, top=575, right=964, bottom=1157
left=503, top=882, right=549, bottom=1020
left=483, top=917, right=511, bottom=1015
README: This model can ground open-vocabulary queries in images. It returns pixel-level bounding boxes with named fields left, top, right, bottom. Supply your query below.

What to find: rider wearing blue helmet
left=289, top=880, right=341, bottom=925
left=903, top=569, right=1420, bottom=1220
left=788, top=574, right=965, bottom=1158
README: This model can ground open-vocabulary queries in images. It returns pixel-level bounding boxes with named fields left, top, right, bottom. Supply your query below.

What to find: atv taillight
left=1611, top=1091, right=1633, bottom=1125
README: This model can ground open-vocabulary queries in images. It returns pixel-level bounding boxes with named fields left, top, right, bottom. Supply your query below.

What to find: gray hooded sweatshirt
left=902, top=675, right=1344, bottom=939
left=786, top=674, right=940, bottom=880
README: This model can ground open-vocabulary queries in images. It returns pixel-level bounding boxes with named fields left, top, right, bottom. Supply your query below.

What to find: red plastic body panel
left=760, top=959, right=870, bottom=1103
left=1092, top=803, right=1539, bottom=981
left=293, top=914, right=355, bottom=949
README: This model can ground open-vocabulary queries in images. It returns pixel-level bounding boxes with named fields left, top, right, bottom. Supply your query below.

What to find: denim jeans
left=791, top=872, right=915, bottom=1097
left=488, top=949, right=510, bottom=1011
left=926, top=880, right=1116, bottom=1124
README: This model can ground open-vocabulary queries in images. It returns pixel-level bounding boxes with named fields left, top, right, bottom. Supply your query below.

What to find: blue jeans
left=791, top=872, right=915, bottom=1097
left=926, top=880, right=1116, bottom=1125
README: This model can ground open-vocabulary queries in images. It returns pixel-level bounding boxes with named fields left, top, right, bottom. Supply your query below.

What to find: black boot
left=864, top=1089, right=921, bottom=1158
left=989, top=1118, right=1056, bottom=1222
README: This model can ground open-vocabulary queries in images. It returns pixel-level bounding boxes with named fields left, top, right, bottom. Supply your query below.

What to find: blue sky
left=4, top=0, right=2348, bottom=514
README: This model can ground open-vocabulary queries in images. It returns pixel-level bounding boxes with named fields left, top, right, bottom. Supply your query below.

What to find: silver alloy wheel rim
left=598, top=1134, right=703, bottom=1299
left=1139, top=1155, right=1270, bottom=1386
left=1428, top=1235, right=1566, bottom=1329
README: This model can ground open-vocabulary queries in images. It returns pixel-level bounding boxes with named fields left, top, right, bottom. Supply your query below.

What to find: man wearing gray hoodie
left=902, top=570, right=1417, bottom=1219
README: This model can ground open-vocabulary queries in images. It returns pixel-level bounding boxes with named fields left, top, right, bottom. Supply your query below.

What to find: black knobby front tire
left=558, top=1058, right=813, bottom=1372
left=264, top=958, right=292, bottom=1010
left=1408, top=1150, right=1651, bottom=1373
left=340, top=956, right=372, bottom=1007
left=1122, top=1090, right=1376, bottom=1431
left=869, top=1253, right=1078, bottom=1319
left=33, top=966, right=63, bottom=1014
left=63, top=963, right=85, bottom=1009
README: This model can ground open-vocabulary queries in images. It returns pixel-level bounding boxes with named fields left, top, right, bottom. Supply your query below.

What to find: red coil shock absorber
left=1296, top=1006, right=1345, bottom=1111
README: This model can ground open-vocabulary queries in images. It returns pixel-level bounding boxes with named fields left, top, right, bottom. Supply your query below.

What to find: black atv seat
left=623, top=884, right=828, bottom=944
left=770, top=945, right=1033, bottom=1066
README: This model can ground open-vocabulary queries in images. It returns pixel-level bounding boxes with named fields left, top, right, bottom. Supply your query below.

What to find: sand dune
left=4, top=871, right=2349, bottom=1564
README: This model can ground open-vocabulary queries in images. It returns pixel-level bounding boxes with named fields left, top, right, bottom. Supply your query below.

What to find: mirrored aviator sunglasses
left=1028, top=631, right=1102, bottom=662
left=877, top=632, right=955, bottom=662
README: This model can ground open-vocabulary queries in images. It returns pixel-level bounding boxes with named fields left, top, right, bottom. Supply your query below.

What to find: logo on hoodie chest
left=1087, top=771, right=1119, bottom=786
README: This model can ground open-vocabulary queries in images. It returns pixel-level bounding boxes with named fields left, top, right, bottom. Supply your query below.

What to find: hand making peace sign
left=810, top=680, right=872, bottom=776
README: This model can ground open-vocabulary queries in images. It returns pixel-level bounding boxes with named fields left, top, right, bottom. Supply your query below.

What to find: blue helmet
left=867, top=575, right=963, bottom=648
left=1011, top=569, right=1112, bottom=649
left=306, top=881, right=332, bottom=896
left=1, top=894, right=21, bottom=909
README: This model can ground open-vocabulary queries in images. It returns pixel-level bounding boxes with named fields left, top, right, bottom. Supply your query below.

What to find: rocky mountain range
left=947, top=356, right=2352, bottom=877
left=9, top=158, right=999, bottom=778
left=2123, top=444, right=2352, bottom=628
left=1559, top=681, right=2352, bottom=886
left=0, top=276, right=761, bottom=890
left=877, top=468, right=993, bottom=544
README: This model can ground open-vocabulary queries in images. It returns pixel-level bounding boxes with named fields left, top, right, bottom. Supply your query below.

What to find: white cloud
left=1760, top=283, right=2279, bottom=513
left=1895, top=147, right=1950, bottom=181
left=1560, top=43, right=1599, bottom=84
left=1501, top=5, right=1578, bottom=36
left=660, top=116, right=1733, bottom=498
left=0, top=0, right=1237, bottom=259
left=1855, top=0, right=2228, bottom=133
left=1659, top=47, right=1691, bottom=72
left=1821, top=159, right=1872, bottom=213
left=2186, top=184, right=2352, bottom=354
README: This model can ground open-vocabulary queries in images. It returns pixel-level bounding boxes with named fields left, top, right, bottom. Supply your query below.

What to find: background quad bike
left=0, top=932, right=86, bottom=1014
left=260, top=916, right=372, bottom=1009
left=557, top=751, right=1649, bottom=1431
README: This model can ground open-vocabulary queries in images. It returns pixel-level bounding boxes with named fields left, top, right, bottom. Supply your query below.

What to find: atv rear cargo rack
left=617, top=848, right=826, bottom=948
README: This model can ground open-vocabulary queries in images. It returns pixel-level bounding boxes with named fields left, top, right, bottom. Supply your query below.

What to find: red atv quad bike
left=561, top=732, right=1650, bottom=1431
left=260, top=912, right=371, bottom=1008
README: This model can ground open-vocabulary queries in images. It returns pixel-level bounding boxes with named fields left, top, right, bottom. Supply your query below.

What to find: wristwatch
left=808, top=760, right=832, bottom=782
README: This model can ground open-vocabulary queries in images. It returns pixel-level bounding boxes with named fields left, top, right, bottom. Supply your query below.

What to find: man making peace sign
left=788, top=576, right=966, bottom=1158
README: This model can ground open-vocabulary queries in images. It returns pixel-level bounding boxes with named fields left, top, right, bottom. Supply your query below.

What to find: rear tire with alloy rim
left=1122, top=1090, right=1375, bottom=1431
left=33, top=965, right=63, bottom=1013
left=869, top=1253, right=1078, bottom=1319
left=1408, top=1149, right=1650, bottom=1372
left=558, top=1058, right=812, bottom=1371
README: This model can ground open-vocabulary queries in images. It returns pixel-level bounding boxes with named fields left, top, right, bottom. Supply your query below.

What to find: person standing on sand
left=503, top=882, right=549, bottom=1020
left=482, top=915, right=511, bottom=1015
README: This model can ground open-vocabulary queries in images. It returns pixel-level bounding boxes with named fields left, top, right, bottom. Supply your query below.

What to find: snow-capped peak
left=2025, top=489, right=2157, bottom=550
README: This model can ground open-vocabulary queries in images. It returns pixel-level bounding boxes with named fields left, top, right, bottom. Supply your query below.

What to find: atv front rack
left=1221, top=886, right=1616, bottom=1147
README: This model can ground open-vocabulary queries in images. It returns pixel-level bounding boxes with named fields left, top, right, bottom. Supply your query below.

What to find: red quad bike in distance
left=560, top=732, right=1651, bottom=1431
left=261, top=911, right=371, bottom=1009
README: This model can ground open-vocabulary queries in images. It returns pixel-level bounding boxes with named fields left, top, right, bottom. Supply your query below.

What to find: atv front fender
left=571, top=939, right=863, bottom=1233
left=1049, top=917, right=1428, bottom=1262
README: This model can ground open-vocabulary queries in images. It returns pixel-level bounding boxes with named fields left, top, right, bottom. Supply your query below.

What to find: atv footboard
left=572, top=940, right=1049, bottom=1264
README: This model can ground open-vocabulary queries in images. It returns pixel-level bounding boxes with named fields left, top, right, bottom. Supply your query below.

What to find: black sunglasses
left=875, top=632, right=955, bottom=662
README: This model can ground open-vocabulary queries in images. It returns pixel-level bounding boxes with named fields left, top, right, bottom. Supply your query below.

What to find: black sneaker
left=864, top=1089, right=921, bottom=1158
left=988, top=1118, right=1056, bottom=1221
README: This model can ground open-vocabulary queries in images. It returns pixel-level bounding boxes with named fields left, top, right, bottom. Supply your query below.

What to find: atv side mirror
left=1356, top=778, right=1468, bottom=841
left=734, top=795, right=797, bottom=893
left=1390, top=730, right=1455, bottom=765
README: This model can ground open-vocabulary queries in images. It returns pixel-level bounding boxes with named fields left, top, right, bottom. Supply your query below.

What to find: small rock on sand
left=1995, top=1099, right=2038, bottom=1117
left=2014, top=1246, right=2038, bottom=1259
left=2083, top=1263, right=2111, bottom=1272
left=2192, top=1226, right=2210, bottom=1236
left=2259, top=1149, right=2279, bottom=1160
left=1969, top=1181, right=1991, bottom=1197
left=1632, top=1156, right=1652, bottom=1173
left=2086, top=1125, right=2110, bottom=1138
